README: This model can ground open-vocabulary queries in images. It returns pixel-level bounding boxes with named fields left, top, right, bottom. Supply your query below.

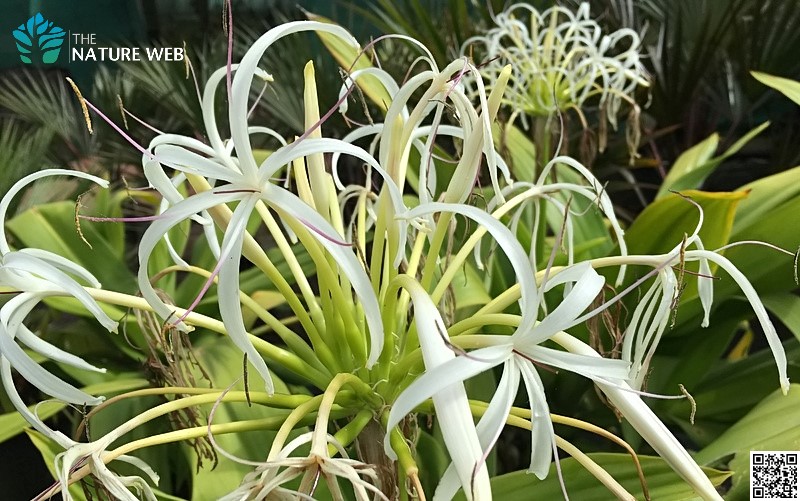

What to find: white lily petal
left=517, top=356, right=556, bottom=479
left=216, top=195, right=275, bottom=394
left=519, top=344, right=630, bottom=382
left=552, top=332, right=723, bottom=500
left=18, top=249, right=101, bottom=288
left=260, top=137, right=409, bottom=267
left=0, top=169, right=108, bottom=254
left=401, top=278, right=491, bottom=501
left=694, top=241, right=714, bottom=328
left=520, top=263, right=605, bottom=343
left=687, top=250, right=789, bottom=394
left=16, top=324, right=105, bottom=374
left=138, top=189, right=246, bottom=330
left=401, top=202, right=539, bottom=332
left=231, top=21, right=361, bottom=181
left=384, top=344, right=512, bottom=460
left=154, top=144, right=242, bottom=184
left=435, top=359, right=522, bottom=501
left=87, top=455, right=157, bottom=501
left=2, top=253, right=117, bottom=332
left=0, top=331, right=101, bottom=405
left=0, top=357, right=74, bottom=448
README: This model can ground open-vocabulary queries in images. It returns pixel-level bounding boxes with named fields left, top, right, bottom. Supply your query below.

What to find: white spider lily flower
left=135, top=22, right=419, bottom=394
left=621, top=200, right=789, bottom=394
left=387, top=203, right=630, bottom=493
left=622, top=247, right=790, bottom=395
left=461, top=2, right=648, bottom=129
left=220, top=432, right=386, bottom=501
left=56, top=441, right=159, bottom=501
left=0, top=170, right=117, bottom=446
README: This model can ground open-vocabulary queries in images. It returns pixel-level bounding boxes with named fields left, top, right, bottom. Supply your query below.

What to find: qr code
left=751, top=452, right=799, bottom=500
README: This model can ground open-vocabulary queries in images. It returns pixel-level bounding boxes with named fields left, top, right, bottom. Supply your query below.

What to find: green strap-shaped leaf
left=733, top=164, right=800, bottom=233
left=762, top=294, right=800, bottom=342
left=752, top=71, right=800, bottom=106
left=310, top=14, right=393, bottom=112
left=695, top=384, right=800, bottom=466
left=452, top=453, right=729, bottom=500
left=625, top=190, right=746, bottom=258
left=658, top=122, right=770, bottom=198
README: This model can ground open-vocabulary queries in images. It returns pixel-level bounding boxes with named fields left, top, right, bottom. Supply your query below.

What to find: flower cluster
left=0, top=13, right=790, bottom=501
left=461, top=2, right=649, bottom=130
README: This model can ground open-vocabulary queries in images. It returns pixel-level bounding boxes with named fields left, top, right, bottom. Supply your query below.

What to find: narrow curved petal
left=552, top=332, right=723, bottom=500
left=0, top=169, right=108, bottom=254
left=401, top=279, right=491, bottom=500
left=231, top=21, right=361, bottom=181
left=402, top=202, right=539, bottom=331
left=137, top=188, right=245, bottom=330
left=1, top=357, right=75, bottom=449
left=436, top=359, right=521, bottom=500
left=519, top=262, right=605, bottom=344
left=18, top=248, right=101, bottom=288
left=216, top=195, right=275, bottom=394
left=16, top=324, right=105, bottom=373
left=384, top=344, right=511, bottom=460
left=688, top=250, right=789, bottom=394
left=2, top=253, right=117, bottom=332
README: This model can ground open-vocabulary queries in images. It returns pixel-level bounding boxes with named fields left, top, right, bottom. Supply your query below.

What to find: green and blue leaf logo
left=12, top=13, right=66, bottom=64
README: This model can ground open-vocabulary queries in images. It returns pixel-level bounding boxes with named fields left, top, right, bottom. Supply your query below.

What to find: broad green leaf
left=752, top=71, right=800, bottom=106
left=695, top=385, right=800, bottom=465
left=7, top=200, right=136, bottom=293
left=494, top=122, right=536, bottom=182
left=733, top=164, right=800, bottom=233
left=416, top=430, right=450, bottom=496
left=658, top=122, right=770, bottom=198
left=665, top=339, right=800, bottom=431
left=0, top=378, right=148, bottom=444
left=451, top=261, right=492, bottom=310
left=659, top=133, right=719, bottom=197
left=624, top=189, right=746, bottom=269
left=762, top=294, right=800, bottom=342
left=452, top=454, right=729, bottom=500
left=25, top=429, right=87, bottom=500
left=726, top=194, right=800, bottom=298
left=310, top=14, right=393, bottom=112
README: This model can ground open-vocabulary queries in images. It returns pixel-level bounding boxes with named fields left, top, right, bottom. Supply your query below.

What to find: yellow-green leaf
left=310, top=14, right=393, bottom=112
left=752, top=71, right=800, bottom=106
left=453, top=453, right=730, bottom=501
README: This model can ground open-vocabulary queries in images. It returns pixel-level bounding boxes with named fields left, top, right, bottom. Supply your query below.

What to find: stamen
left=116, top=95, right=129, bottom=130
left=66, top=85, right=156, bottom=161
left=679, top=384, right=696, bottom=425
left=75, top=189, right=94, bottom=249
left=224, top=0, right=233, bottom=104
left=65, top=77, right=93, bottom=134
